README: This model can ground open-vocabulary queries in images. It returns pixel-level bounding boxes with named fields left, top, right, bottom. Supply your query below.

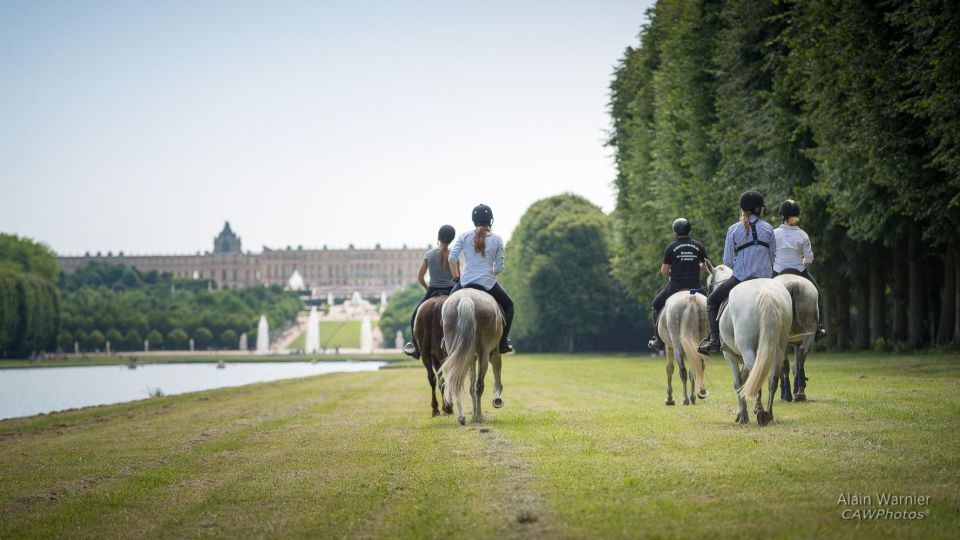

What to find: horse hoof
left=665, top=399, right=675, bottom=406
left=795, top=393, right=807, bottom=402
left=697, top=390, right=708, bottom=399
left=756, top=411, right=773, bottom=426
left=735, top=412, right=749, bottom=424
left=458, top=416, right=465, bottom=426
left=682, top=399, right=690, bottom=405
left=432, top=410, right=440, bottom=417
left=492, top=397, right=504, bottom=409
left=442, top=404, right=453, bottom=414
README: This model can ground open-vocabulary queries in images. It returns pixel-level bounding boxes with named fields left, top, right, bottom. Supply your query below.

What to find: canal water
left=0, top=361, right=385, bottom=420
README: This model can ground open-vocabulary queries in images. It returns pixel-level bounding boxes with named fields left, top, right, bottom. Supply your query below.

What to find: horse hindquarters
left=440, top=297, right=477, bottom=425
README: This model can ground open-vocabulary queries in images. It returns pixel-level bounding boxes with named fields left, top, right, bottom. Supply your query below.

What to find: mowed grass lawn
left=288, top=320, right=362, bottom=350
left=1, top=352, right=958, bottom=538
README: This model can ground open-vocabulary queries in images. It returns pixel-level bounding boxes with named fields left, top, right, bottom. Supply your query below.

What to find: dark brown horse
left=415, top=294, right=453, bottom=416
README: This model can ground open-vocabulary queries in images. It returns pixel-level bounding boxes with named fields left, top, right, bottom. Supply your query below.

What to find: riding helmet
left=778, top=199, right=800, bottom=219
left=472, top=204, right=493, bottom=226
left=672, top=218, right=691, bottom=235
left=739, top=190, right=765, bottom=213
left=438, top=224, right=456, bottom=243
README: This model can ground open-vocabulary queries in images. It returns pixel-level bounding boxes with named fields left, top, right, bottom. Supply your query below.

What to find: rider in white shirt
left=773, top=199, right=826, bottom=339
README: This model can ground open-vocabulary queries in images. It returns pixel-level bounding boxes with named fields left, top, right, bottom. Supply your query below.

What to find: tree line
left=59, top=262, right=301, bottom=352
left=609, top=0, right=959, bottom=350
left=0, top=234, right=61, bottom=357
left=1, top=233, right=303, bottom=357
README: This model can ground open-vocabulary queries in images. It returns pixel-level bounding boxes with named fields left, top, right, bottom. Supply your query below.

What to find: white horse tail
left=679, top=297, right=705, bottom=388
left=439, top=296, right=476, bottom=406
left=739, top=291, right=786, bottom=399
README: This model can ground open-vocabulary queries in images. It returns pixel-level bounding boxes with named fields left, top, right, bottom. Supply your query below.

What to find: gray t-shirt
left=425, top=247, right=455, bottom=288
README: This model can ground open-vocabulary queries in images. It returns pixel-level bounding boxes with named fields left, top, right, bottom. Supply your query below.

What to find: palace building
left=58, top=222, right=426, bottom=297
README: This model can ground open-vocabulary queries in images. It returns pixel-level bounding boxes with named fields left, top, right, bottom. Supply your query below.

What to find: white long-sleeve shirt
left=773, top=225, right=814, bottom=273
left=448, top=229, right=504, bottom=290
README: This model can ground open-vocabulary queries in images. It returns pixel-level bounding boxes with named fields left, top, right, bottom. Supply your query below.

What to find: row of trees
left=0, top=234, right=61, bottom=357
left=59, top=263, right=301, bottom=352
left=609, top=0, right=960, bottom=350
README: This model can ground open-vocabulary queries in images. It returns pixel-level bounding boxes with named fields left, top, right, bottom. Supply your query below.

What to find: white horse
left=438, top=288, right=505, bottom=425
left=658, top=290, right=709, bottom=405
left=774, top=273, right=819, bottom=402
left=704, top=261, right=793, bottom=425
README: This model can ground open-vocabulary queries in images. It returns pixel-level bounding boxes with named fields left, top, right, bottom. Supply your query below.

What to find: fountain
left=287, top=270, right=305, bottom=291
left=327, top=292, right=334, bottom=306
left=239, top=332, right=248, bottom=351
left=360, top=316, right=373, bottom=353
left=144, top=340, right=149, bottom=352
left=189, top=338, right=195, bottom=352
left=305, top=306, right=321, bottom=353
left=395, top=330, right=404, bottom=349
left=256, top=315, right=270, bottom=354
left=74, top=341, right=79, bottom=355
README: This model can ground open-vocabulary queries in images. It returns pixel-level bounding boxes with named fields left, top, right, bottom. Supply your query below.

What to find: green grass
left=288, top=320, right=363, bottom=350
left=1, top=352, right=958, bottom=538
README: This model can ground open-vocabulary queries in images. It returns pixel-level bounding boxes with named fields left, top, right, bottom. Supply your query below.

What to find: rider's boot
left=498, top=337, right=514, bottom=354
left=403, top=340, right=421, bottom=360
left=697, top=306, right=722, bottom=354
left=647, top=308, right=665, bottom=351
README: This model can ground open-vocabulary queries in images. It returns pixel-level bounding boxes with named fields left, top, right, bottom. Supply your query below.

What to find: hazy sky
left=1, top=1, right=654, bottom=255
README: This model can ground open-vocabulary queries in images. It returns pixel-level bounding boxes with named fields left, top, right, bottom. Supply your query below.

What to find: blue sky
left=0, top=1, right=654, bottom=255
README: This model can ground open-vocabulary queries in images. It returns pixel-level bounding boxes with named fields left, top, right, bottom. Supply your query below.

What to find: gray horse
left=705, top=260, right=793, bottom=425
left=438, top=288, right=505, bottom=425
left=774, top=273, right=819, bottom=402
left=658, top=290, right=709, bottom=405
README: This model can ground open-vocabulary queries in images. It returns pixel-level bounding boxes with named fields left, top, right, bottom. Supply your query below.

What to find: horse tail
left=679, top=296, right=705, bottom=390
left=739, top=291, right=787, bottom=399
left=440, top=296, right=476, bottom=405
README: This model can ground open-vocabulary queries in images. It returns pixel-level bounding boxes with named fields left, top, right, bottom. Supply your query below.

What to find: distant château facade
left=58, top=222, right=426, bottom=297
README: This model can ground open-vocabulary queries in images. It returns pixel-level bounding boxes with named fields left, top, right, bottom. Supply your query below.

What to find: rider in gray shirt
left=404, top=225, right=456, bottom=359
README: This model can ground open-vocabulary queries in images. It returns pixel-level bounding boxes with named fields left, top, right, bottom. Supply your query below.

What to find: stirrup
left=403, top=342, right=420, bottom=359
left=647, top=336, right=664, bottom=352
left=697, top=336, right=720, bottom=354
left=498, top=339, right=514, bottom=354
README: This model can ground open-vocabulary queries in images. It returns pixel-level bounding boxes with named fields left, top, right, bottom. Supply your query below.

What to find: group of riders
left=403, top=204, right=514, bottom=360
left=400, top=190, right=824, bottom=361
left=649, top=189, right=826, bottom=355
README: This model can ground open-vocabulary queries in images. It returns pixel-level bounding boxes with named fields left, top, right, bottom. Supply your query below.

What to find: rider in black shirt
left=648, top=218, right=708, bottom=351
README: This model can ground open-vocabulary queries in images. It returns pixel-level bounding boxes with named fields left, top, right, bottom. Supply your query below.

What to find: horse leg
left=794, top=337, right=812, bottom=401
left=722, top=351, right=748, bottom=424
left=677, top=349, right=690, bottom=406
left=664, top=346, right=675, bottom=406
left=424, top=359, right=439, bottom=417
left=468, top=360, right=478, bottom=424
left=780, top=351, right=793, bottom=402
left=473, top=353, right=488, bottom=423
left=490, top=353, right=504, bottom=408
left=758, top=354, right=781, bottom=426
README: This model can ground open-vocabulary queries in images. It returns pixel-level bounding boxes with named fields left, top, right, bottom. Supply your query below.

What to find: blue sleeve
left=449, top=234, right=463, bottom=262
left=494, top=238, right=504, bottom=274
left=802, top=230, right=814, bottom=264
left=722, top=226, right=734, bottom=268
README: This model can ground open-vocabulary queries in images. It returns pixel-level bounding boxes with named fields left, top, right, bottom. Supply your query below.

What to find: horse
left=658, top=290, right=709, bottom=405
left=413, top=294, right=453, bottom=416
left=438, top=288, right=504, bottom=425
left=704, top=260, right=793, bottom=425
left=773, top=273, right=819, bottom=402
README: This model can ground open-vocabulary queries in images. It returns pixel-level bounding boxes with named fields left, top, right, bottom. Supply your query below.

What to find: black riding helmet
left=778, top=199, right=800, bottom=219
left=472, top=204, right=493, bottom=226
left=673, top=218, right=691, bottom=235
left=739, top=190, right=765, bottom=214
left=438, top=225, right=456, bottom=243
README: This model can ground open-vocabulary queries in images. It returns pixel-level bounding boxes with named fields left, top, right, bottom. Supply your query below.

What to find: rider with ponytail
left=698, top=190, right=777, bottom=354
left=448, top=204, right=514, bottom=354
left=403, top=225, right=457, bottom=359
left=773, top=199, right=827, bottom=339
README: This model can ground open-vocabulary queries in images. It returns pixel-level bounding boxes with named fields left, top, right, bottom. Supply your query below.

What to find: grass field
left=288, top=320, right=363, bottom=350
left=1, top=352, right=958, bottom=538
